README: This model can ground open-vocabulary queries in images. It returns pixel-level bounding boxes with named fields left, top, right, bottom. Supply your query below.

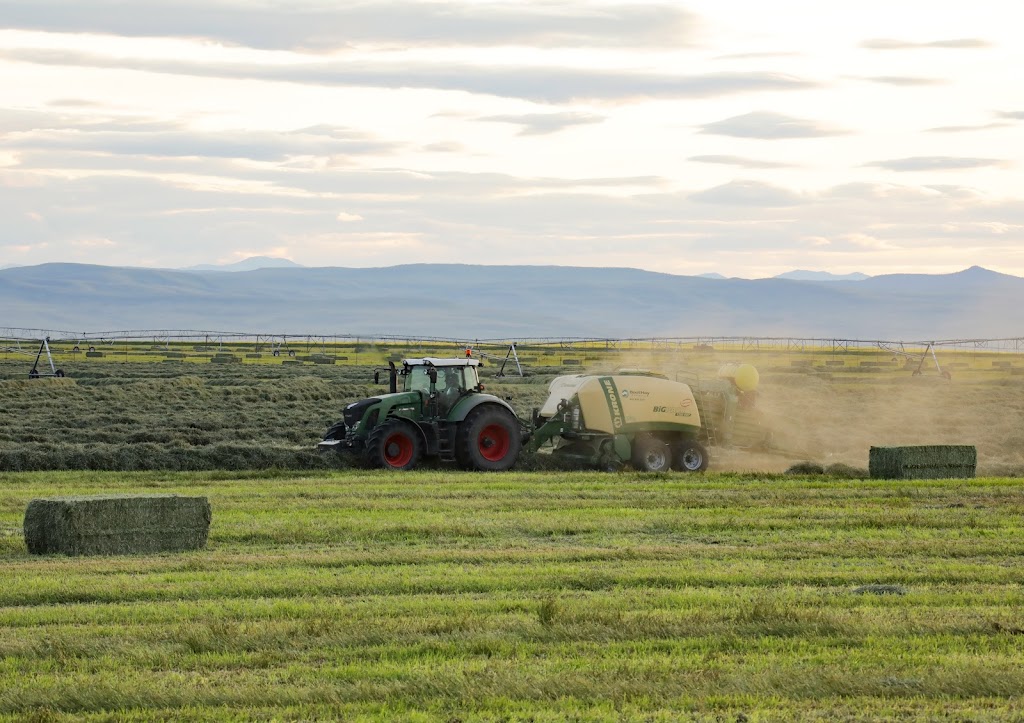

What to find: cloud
left=699, top=111, right=846, bottom=139
left=479, top=112, right=604, bottom=136
left=865, top=157, right=1006, bottom=172
left=688, top=155, right=794, bottom=169
left=70, top=236, right=116, bottom=248
left=0, top=0, right=699, bottom=50
left=926, top=122, right=1011, bottom=133
left=336, top=212, right=363, bottom=222
left=857, top=76, right=945, bottom=86
left=421, top=141, right=466, bottom=153
left=1, top=121, right=399, bottom=162
left=0, top=49, right=817, bottom=103
left=689, top=180, right=803, bottom=207
left=860, top=38, right=992, bottom=50
left=998, top=111, right=1024, bottom=120
left=714, top=51, right=802, bottom=61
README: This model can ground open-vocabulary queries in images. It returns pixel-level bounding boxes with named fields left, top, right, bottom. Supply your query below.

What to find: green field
left=1, top=470, right=1023, bottom=720
left=2, top=347, right=1024, bottom=719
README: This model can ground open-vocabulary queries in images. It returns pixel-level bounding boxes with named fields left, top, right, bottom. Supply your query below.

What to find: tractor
left=318, top=357, right=522, bottom=471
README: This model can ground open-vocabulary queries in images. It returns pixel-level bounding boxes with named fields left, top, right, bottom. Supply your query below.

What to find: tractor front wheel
left=322, top=420, right=346, bottom=442
left=673, top=439, right=709, bottom=473
left=366, top=419, right=423, bottom=471
left=456, top=406, right=521, bottom=471
left=631, top=435, right=672, bottom=472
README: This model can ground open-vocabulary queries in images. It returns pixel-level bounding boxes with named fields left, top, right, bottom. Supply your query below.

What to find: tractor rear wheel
left=366, top=419, right=422, bottom=471
left=456, top=406, right=521, bottom=471
left=631, top=435, right=672, bottom=472
left=673, top=439, right=709, bottom=473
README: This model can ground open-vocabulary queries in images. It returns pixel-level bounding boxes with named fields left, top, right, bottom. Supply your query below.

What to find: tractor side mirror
left=428, top=368, right=438, bottom=384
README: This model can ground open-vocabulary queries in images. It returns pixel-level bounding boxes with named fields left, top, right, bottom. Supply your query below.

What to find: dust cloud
left=720, top=372, right=1024, bottom=475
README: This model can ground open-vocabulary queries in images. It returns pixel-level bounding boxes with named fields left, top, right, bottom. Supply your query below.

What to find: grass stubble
left=1, top=470, right=1023, bottom=721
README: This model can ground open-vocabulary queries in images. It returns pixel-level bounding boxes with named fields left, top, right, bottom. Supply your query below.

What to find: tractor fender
left=448, top=394, right=518, bottom=424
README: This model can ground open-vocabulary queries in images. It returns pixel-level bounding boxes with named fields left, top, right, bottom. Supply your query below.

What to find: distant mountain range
left=774, top=270, right=870, bottom=282
left=181, top=256, right=305, bottom=272
left=0, top=263, right=1020, bottom=339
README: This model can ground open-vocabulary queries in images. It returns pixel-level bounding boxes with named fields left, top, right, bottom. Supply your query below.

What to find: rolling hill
left=0, top=263, right=1020, bottom=339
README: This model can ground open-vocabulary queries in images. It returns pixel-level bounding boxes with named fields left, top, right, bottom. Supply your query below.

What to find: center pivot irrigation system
left=3, top=328, right=1024, bottom=380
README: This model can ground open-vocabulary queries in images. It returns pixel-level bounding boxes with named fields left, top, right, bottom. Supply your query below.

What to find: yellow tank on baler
left=541, top=374, right=702, bottom=434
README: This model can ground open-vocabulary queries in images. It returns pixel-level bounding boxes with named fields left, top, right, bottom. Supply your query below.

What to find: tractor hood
left=344, top=391, right=417, bottom=418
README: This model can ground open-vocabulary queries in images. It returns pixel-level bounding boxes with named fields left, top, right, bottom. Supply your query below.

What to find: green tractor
left=319, top=358, right=522, bottom=471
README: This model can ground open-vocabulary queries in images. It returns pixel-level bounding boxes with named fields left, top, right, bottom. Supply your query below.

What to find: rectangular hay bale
left=24, top=494, right=211, bottom=556
left=869, top=445, right=976, bottom=480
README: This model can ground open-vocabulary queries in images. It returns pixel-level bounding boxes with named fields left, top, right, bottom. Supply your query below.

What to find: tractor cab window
left=402, top=364, right=477, bottom=398
left=436, top=367, right=465, bottom=411
left=404, top=367, right=434, bottom=394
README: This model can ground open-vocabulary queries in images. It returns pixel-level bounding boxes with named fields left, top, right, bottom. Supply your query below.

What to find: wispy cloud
left=1, top=123, right=399, bottom=162
left=688, top=155, right=794, bottom=169
left=699, top=111, right=846, bottom=139
left=689, top=180, right=803, bottom=206
left=0, top=48, right=817, bottom=103
left=926, top=122, right=1011, bottom=133
left=0, top=0, right=699, bottom=50
left=860, top=38, right=992, bottom=50
left=865, top=156, right=1006, bottom=171
left=856, top=76, right=945, bottom=86
left=479, top=112, right=604, bottom=136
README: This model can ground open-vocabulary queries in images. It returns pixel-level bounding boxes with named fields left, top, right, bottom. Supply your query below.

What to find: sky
left=0, top=0, right=1022, bottom=278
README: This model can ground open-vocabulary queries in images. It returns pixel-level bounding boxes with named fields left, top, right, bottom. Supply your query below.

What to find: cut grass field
left=2, top=469, right=1023, bottom=720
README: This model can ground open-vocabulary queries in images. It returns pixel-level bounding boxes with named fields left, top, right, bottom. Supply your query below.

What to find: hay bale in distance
left=869, top=445, right=976, bottom=480
left=24, top=494, right=211, bottom=556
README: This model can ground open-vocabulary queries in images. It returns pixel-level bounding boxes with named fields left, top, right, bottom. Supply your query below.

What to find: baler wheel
left=673, top=439, right=709, bottom=473
left=631, top=435, right=672, bottom=472
left=366, top=419, right=422, bottom=471
left=456, top=406, right=521, bottom=471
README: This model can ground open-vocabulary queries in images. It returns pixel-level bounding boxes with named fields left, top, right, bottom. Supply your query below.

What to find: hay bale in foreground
left=24, top=494, right=210, bottom=556
left=869, top=445, right=976, bottom=480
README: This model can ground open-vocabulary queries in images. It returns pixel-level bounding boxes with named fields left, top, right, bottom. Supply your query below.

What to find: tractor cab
left=399, top=358, right=482, bottom=414
left=402, top=358, right=480, bottom=392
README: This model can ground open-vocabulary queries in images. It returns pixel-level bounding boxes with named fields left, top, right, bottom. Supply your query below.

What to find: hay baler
left=526, top=371, right=709, bottom=472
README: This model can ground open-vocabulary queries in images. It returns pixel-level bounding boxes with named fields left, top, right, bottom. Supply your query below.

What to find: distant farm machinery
left=319, top=357, right=770, bottom=473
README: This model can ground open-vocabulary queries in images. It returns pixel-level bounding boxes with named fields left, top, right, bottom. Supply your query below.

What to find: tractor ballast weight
left=319, top=358, right=522, bottom=471
left=528, top=372, right=710, bottom=472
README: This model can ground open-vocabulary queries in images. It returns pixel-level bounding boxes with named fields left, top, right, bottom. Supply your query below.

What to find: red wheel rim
left=383, top=432, right=414, bottom=467
left=478, top=423, right=510, bottom=462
